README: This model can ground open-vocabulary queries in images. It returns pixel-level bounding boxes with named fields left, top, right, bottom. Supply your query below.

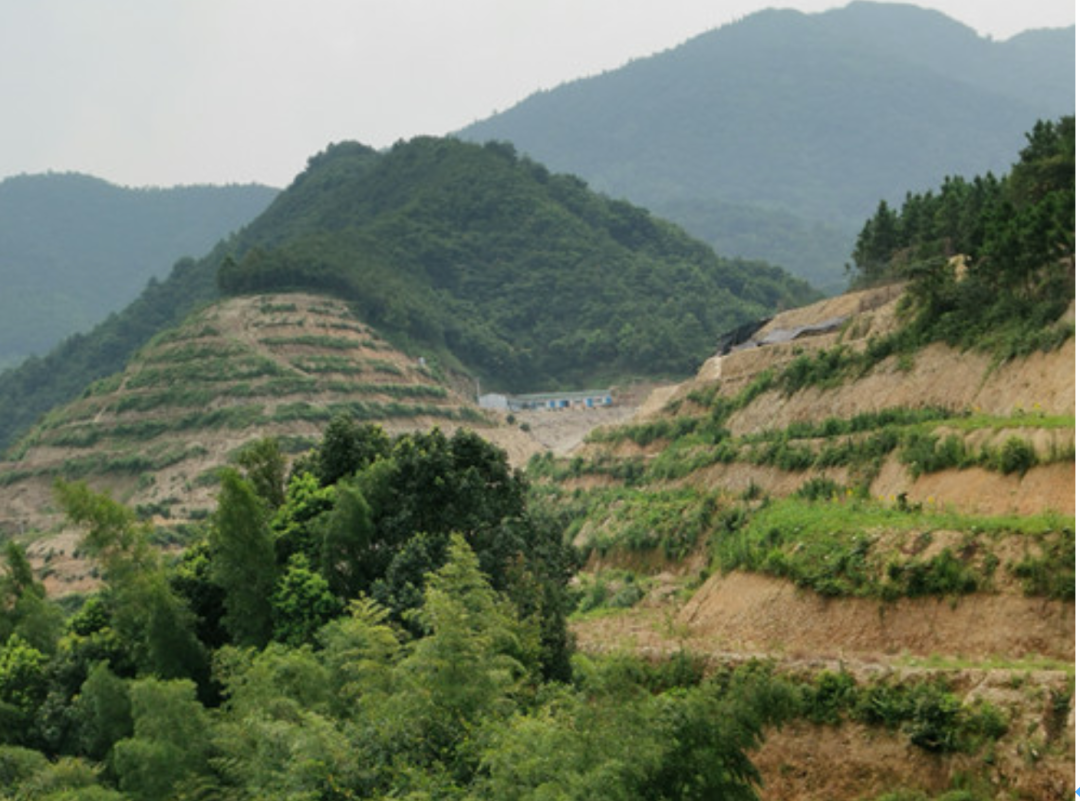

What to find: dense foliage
left=217, top=137, right=817, bottom=388
left=848, top=117, right=1075, bottom=359
left=0, top=422, right=810, bottom=800
left=0, top=173, right=276, bottom=370
left=459, top=4, right=1074, bottom=289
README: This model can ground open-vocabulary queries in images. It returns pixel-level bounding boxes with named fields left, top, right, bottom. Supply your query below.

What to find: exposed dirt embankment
left=679, top=571, right=1073, bottom=662
left=727, top=337, right=1075, bottom=437
left=620, top=286, right=1076, bottom=517
left=752, top=714, right=1073, bottom=801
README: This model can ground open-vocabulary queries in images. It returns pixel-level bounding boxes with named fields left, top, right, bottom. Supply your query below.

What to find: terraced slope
left=531, top=286, right=1074, bottom=799
left=0, top=292, right=521, bottom=544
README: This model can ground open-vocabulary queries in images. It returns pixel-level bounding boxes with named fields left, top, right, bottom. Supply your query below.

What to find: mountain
left=0, top=120, right=1072, bottom=798
left=216, top=138, right=818, bottom=386
left=457, top=2, right=1075, bottom=291
left=0, top=172, right=278, bottom=370
left=0, top=137, right=818, bottom=454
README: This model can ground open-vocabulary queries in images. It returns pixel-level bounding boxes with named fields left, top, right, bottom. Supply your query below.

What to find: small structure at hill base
left=479, top=389, right=614, bottom=412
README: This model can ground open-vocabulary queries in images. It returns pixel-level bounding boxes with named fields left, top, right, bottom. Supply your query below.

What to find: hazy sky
left=1, top=0, right=1074, bottom=188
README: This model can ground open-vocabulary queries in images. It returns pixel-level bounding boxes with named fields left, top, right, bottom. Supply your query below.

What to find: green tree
left=318, top=480, right=375, bottom=598
left=210, top=469, right=277, bottom=648
left=54, top=482, right=205, bottom=682
left=212, top=644, right=355, bottom=799
left=316, top=415, right=391, bottom=486
left=270, top=471, right=337, bottom=566
left=316, top=596, right=401, bottom=712
left=0, top=635, right=48, bottom=745
left=850, top=200, right=900, bottom=285
left=236, top=435, right=288, bottom=510
left=72, top=661, right=132, bottom=763
left=392, top=534, right=531, bottom=775
left=0, top=542, right=62, bottom=655
left=111, top=678, right=214, bottom=801
left=271, top=554, right=342, bottom=647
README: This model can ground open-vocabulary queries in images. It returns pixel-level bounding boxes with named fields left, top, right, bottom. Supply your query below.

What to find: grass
left=717, top=661, right=1013, bottom=756
left=710, top=496, right=1073, bottom=601
left=895, top=652, right=1074, bottom=675
left=573, top=487, right=719, bottom=560
left=554, top=400, right=1073, bottom=491
left=290, top=354, right=366, bottom=375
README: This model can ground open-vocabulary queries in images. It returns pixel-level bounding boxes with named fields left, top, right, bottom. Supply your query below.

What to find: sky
left=0, top=0, right=1074, bottom=188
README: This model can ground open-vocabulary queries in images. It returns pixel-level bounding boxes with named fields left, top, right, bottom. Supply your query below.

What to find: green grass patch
left=712, top=497, right=1072, bottom=600
left=575, top=487, right=719, bottom=560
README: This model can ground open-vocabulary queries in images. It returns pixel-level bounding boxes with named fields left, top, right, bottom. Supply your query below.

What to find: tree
left=318, top=481, right=375, bottom=598
left=0, top=635, right=48, bottom=745
left=316, top=415, right=391, bottom=486
left=0, top=542, right=62, bottom=655
left=850, top=200, right=900, bottom=285
left=270, top=470, right=337, bottom=566
left=394, top=535, right=531, bottom=773
left=54, top=482, right=205, bottom=683
left=111, top=678, right=214, bottom=801
left=72, top=661, right=132, bottom=763
left=210, top=469, right=277, bottom=648
left=236, top=436, right=288, bottom=510
left=271, top=554, right=342, bottom=647
left=212, top=644, right=355, bottom=799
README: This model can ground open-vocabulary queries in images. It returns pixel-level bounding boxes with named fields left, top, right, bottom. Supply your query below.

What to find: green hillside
left=0, top=137, right=818, bottom=454
left=458, top=3, right=1074, bottom=291
left=0, top=173, right=277, bottom=370
left=218, top=137, right=818, bottom=388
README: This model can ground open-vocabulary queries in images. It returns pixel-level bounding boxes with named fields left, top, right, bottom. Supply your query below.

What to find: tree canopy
left=847, top=116, right=1075, bottom=358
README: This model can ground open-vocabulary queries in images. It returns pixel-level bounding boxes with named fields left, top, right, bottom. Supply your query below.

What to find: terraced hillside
left=531, top=286, right=1074, bottom=799
left=0, top=293, right=533, bottom=556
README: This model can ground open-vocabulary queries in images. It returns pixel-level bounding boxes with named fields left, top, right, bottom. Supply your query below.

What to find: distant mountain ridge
left=457, top=1, right=1075, bottom=290
left=0, top=172, right=278, bottom=369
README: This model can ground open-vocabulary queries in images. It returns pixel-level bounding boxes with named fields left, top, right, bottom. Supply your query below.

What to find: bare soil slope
left=565, top=285, right=1075, bottom=799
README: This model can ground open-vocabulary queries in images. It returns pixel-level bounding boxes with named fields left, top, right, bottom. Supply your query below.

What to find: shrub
left=795, top=477, right=843, bottom=501
left=993, top=436, right=1037, bottom=476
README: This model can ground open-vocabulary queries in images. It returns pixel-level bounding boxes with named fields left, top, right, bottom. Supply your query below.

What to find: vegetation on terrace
left=524, top=119, right=1075, bottom=611
left=2, top=297, right=485, bottom=496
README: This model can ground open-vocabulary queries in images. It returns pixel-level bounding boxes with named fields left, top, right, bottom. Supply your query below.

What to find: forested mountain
left=457, top=2, right=1075, bottom=291
left=217, top=138, right=817, bottom=386
left=0, top=173, right=277, bottom=370
left=0, top=137, right=817, bottom=454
